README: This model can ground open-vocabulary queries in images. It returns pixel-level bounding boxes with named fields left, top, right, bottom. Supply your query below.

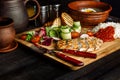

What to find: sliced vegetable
left=60, top=26, right=71, bottom=33
left=41, top=38, right=53, bottom=46
left=72, top=21, right=81, bottom=33
left=60, top=32, right=71, bottom=40
left=38, top=27, right=46, bottom=37
left=73, top=21, right=81, bottom=28
left=94, top=26, right=115, bottom=42
left=72, top=27, right=81, bottom=33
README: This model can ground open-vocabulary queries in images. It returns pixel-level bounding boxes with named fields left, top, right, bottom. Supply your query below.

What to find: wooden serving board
left=15, top=28, right=120, bottom=70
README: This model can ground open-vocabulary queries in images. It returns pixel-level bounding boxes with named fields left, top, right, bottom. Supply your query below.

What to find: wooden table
left=0, top=16, right=120, bottom=80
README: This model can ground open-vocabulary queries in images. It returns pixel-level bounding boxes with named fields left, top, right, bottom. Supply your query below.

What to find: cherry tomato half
left=71, top=32, right=80, bottom=39
left=87, top=31, right=94, bottom=36
left=31, top=36, right=40, bottom=43
left=20, top=34, right=27, bottom=40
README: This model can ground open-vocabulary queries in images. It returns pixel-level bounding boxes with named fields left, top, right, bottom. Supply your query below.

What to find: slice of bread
left=52, top=17, right=61, bottom=27
left=61, top=12, right=73, bottom=27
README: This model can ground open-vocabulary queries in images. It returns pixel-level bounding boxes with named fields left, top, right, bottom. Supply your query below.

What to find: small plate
left=0, top=41, right=18, bottom=53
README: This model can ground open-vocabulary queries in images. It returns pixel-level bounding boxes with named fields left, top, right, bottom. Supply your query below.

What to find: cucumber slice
left=60, top=26, right=71, bottom=33
left=72, top=27, right=81, bottom=33
left=73, top=21, right=81, bottom=28
left=53, top=27, right=59, bottom=30
left=72, top=21, right=81, bottom=33
left=60, top=32, right=71, bottom=40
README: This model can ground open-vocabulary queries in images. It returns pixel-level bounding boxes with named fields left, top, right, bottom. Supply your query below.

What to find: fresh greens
left=45, top=27, right=51, bottom=36
left=49, top=30, right=58, bottom=37
left=26, top=34, right=32, bottom=41
left=45, top=21, right=81, bottom=40
left=26, top=31, right=35, bottom=36
left=25, top=31, right=35, bottom=41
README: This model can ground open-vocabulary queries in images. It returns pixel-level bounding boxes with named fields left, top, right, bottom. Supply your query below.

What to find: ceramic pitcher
left=0, top=0, right=40, bottom=33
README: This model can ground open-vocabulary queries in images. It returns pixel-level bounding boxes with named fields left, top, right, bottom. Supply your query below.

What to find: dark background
left=37, top=0, right=120, bottom=18
left=100, top=0, right=120, bottom=18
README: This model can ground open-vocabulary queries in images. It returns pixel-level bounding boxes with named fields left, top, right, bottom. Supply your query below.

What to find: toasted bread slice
left=52, top=17, right=61, bottom=27
left=61, top=12, right=73, bottom=27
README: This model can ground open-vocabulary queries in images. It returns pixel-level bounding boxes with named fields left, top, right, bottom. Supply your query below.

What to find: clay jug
left=0, top=0, right=40, bottom=33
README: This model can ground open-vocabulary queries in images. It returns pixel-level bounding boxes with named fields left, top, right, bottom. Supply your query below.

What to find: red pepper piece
left=55, top=52, right=84, bottom=66
left=62, top=49, right=97, bottom=58
left=94, top=26, right=115, bottom=42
